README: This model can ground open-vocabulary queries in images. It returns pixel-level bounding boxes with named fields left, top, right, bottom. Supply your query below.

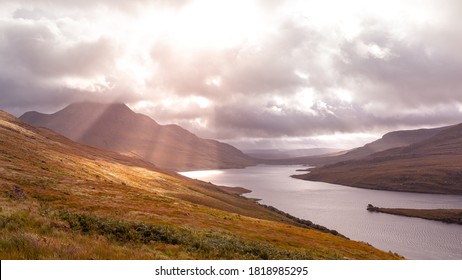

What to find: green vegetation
left=0, top=209, right=319, bottom=259
left=57, top=211, right=317, bottom=259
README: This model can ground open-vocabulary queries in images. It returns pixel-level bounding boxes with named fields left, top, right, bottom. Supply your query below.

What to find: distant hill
left=0, top=110, right=398, bottom=259
left=264, top=125, right=452, bottom=166
left=20, top=102, right=255, bottom=171
left=244, top=148, right=342, bottom=160
left=336, top=126, right=452, bottom=160
left=293, top=123, right=462, bottom=195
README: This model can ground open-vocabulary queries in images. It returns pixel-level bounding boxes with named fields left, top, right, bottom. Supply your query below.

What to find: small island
left=367, top=204, right=462, bottom=225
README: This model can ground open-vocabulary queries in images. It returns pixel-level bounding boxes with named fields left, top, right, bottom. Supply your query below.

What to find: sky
left=1, top=0, right=462, bottom=150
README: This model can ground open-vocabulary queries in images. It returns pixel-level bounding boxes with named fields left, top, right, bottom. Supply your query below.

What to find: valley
left=0, top=110, right=398, bottom=259
left=7, top=102, right=462, bottom=260
left=182, top=165, right=462, bottom=260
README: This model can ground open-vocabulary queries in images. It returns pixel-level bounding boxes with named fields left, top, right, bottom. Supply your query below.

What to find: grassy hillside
left=293, top=155, right=462, bottom=194
left=294, top=124, right=462, bottom=195
left=0, top=111, right=399, bottom=259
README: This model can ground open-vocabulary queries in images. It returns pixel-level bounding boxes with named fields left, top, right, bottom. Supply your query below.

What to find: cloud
left=337, top=20, right=462, bottom=107
left=148, top=19, right=330, bottom=99
left=2, top=0, right=462, bottom=149
left=3, top=0, right=190, bottom=13
left=2, top=21, right=114, bottom=78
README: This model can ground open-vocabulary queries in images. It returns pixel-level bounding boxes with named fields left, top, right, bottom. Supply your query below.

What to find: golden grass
left=0, top=111, right=400, bottom=259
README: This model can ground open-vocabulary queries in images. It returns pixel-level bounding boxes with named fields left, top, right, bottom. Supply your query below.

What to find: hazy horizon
left=1, top=0, right=462, bottom=150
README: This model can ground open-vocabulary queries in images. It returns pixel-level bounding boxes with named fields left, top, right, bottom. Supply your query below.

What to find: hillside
left=0, top=111, right=399, bottom=259
left=20, top=102, right=256, bottom=171
left=263, top=126, right=450, bottom=166
left=339, top=126, right=451, bottom=160
left=293, top=123, right=462, bottom=195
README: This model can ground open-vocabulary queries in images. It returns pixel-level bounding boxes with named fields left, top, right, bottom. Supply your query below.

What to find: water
left=180, top=165, right=462, bottom=260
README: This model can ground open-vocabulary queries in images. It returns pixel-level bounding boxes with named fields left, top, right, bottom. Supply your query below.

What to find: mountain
left=20, top=102, right=255, bottom=171
left=0, top=110, right=398, bottom=259
left=263, top=125, right=453, bottom=166
left=334, top=125, right=452, bottom=160
left=293, top=123, right=462, bottom=195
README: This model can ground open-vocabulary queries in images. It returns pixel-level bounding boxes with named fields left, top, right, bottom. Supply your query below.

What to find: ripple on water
left=180, top=165, right=462, bottom=260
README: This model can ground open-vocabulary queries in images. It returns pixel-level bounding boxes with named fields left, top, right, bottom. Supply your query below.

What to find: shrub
left=57, top=211, right=315, bottom=259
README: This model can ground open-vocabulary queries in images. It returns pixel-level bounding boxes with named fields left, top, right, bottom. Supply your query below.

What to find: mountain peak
left=68, top=101, right=128, bottom=109
left=61, top=101, right=134, bottom=116
left=20, top=102, right=255, bottom=170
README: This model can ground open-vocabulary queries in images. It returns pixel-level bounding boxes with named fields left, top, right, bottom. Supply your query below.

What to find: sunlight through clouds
left=333, top=88, right=353, bottom=103
left=168, top=0, right=265, bottom=49
left=2, top=0, right=462, bottom=149
left=294, top=88, right=316, bottom=114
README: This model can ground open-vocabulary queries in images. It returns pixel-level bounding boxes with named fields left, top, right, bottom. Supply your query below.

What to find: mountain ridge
left=20, top=102, right=256, bottom=171
left=293, top=122, right=462, bottom=195
left=259, top=125, right=451, bottom=166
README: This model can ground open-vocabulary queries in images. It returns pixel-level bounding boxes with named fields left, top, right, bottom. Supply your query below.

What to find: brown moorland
left=262, top=125, right=450, bottom=166
left=0, top=111, right=400, bottom=259
left=293, top=123, right=462, bottom=195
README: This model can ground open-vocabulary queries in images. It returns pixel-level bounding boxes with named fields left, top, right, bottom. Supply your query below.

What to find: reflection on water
left=180, top=165, right=462, bottom=260
left=180, top=170, right=224, bottom=178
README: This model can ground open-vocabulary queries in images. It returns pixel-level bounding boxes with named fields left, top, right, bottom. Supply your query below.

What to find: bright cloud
left=1, top=0, right=462, bottom=149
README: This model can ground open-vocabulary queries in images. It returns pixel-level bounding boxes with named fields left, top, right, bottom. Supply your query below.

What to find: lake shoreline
left=367, top=204, right=462, bottom=225
left=180, top=165, right=462, bottom=259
